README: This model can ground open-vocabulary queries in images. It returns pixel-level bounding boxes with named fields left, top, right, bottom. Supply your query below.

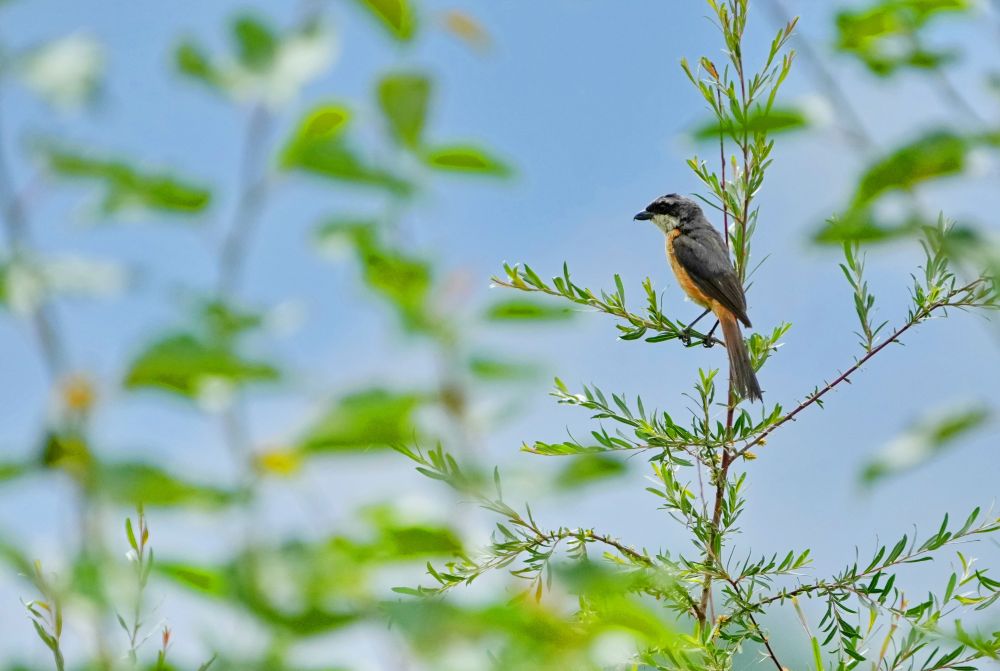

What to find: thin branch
left=724, top=575, right=784, bottom=671
left=490, top=271, right=726, bottom=348
left=217, top=104, right=273, bottom=298
left=0, top=96, right=67, bottom=379
left=734, top=283, right=987, bottom=460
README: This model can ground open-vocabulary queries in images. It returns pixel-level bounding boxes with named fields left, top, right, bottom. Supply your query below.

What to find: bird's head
left=634, top=193, right=701, bottom=233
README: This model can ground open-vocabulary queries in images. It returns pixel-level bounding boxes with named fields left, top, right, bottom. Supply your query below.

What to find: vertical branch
left=218, top=104, right=273, bottom=298
left=0, top=100, right=68, bottom=380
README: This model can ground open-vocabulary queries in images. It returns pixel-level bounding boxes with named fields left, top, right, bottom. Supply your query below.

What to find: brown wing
left=672, top=227, right=751, bottom=327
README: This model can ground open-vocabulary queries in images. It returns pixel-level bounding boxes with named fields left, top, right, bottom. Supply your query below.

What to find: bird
left=634, top=193, right=762, bottom=402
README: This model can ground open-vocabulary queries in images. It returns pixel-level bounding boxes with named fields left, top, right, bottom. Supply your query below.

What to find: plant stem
left=733, top=288, right=981, bottom=460
left=218, top=104, right=273, bottom=298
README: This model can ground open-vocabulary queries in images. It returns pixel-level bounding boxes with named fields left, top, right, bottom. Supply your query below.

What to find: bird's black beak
left=634, top=211, right=653, bottom=221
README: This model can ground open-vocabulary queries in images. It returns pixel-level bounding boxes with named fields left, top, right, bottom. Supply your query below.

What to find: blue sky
left=1, top=0, right=999, bottom=667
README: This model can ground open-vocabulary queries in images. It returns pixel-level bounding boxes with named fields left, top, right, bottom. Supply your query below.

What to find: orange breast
left=665, top=229, right=716, bottom=311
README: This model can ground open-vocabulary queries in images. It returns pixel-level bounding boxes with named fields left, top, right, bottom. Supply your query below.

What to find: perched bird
left=634, top=194, right=762, bottom=401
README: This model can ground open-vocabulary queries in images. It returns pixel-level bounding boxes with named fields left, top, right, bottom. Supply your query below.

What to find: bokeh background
left=1, top=0, right=998, bottom=668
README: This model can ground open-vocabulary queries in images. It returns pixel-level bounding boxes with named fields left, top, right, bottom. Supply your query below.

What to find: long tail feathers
left=719, top=313, right=762, bottom=402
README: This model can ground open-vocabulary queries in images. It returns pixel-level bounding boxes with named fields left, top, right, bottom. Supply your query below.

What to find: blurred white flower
left=196, top=376, right=236, bottom=413
left=20, top=33, right=105, bottom=110
left=224, top=25, right=337, bottom=109
left=41, top=255, right=128, bottom=298
left=262, top=29, right=337, bottom=108
left=264, top=299, right=307, bottom=337
left=799, top=93, right=834, bottom=129
left=2, top=254, right=126, bottom=315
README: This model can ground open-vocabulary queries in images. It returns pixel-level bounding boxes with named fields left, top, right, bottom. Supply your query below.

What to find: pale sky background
left=1, top=0, right=999, bottom=668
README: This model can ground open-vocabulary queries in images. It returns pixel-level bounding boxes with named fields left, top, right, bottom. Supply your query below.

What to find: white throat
left=652, top=213, right=680, bottom=234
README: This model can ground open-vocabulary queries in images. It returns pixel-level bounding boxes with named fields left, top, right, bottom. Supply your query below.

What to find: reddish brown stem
left=735, top=316, right=923, bottom=459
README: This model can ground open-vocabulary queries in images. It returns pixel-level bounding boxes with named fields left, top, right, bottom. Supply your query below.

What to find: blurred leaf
left=386, top=565, right=684, bottom=670
left=38, top=145, right=211, bottom=217
left=468, top=356, right=538, bottom=381
left=160, top=551, right=360, bottom=635
left=316, top=220, right=433, bottom=331
left=232, top=14, right=278, bottom=71
left=835, top=0, right=971, bottom=76
left=157, top=562, right=232, bottom=598
left=279, top=102, right=351, bottom=159
left=92, top=461, right=238, bottom=508
left=853, top=131, right=967, bottom=207
left=351, top=0, right=416, bottom=41
left=377, top=72, right=431, bottom=149
left=175, top=41, right=221, bottom=89
left=298, top=388, right=423, bottom=453
left=814, top=212, right=925, bottom=244
left=124, top=332, right=278, bottom=399
left=862, top=404, right=991, bottom=485
left=40, top=430, right=92, bottom=476
left=485, top=298, right=572, bottom=322
left=442, top=10, right=491, bottom=51
left=362, top=505, right=463, bottom=558
left=0, top=461, right=33, bottom=483
left=199, top=299, right=265, bottom=341
left=555, top=454, right=627, bottom=489
left=422, top=144, right=511, bottom=176
left=691, top=106, right=808, bottom=141
left=281, top=104, right=411, bottom=194
left=17, top=33, right=104, bottom=110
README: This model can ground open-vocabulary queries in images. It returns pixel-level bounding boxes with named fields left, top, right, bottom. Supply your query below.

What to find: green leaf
left=468, top=356, right=538, bottom=381
left=316, top=220, right=433, bottom=331
left=555, top=454, right=628, bottom=489
left=691, top=106, right=808, bottom=141
left=377, top=72, right=431, bottom=149
left=281, top=104, right=411, bottom=194
left=280, top=103, right=352, bottom=161
left=232, top=14, right=278, bottom=71
left=485, top=298, right=572, bottom=322
left=862, top=404, right=991, bottom=485
left=351, top=0, right=416, bottom=41
left=0, top=461, right=32, bottom=483
left=814, top=211, right=924, bottom=244
left=297, top=389, right=424, bottom=453
left=421, top=144, right=511, bottom=176
left=157, top=562, right=231, bottom=598
left=853, top=131, right=968, bottom=208
left=93, top=461, right=237, bottom=508
left=175, top=41, right=222, bottom=89
left=38, top=144, right=211, bottom=217
left=835, top=0, right=971, bottom=76
left=124, top=332, right=278, bottom=399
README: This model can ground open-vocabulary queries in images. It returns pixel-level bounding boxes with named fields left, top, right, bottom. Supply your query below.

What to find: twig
left=725, top=575, right=784, bottom=671
left=0, top=99, right=67, bottom=379
left=217, top=104, right=273, bottom=297
left=734, top=283, right=986, bottom=460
